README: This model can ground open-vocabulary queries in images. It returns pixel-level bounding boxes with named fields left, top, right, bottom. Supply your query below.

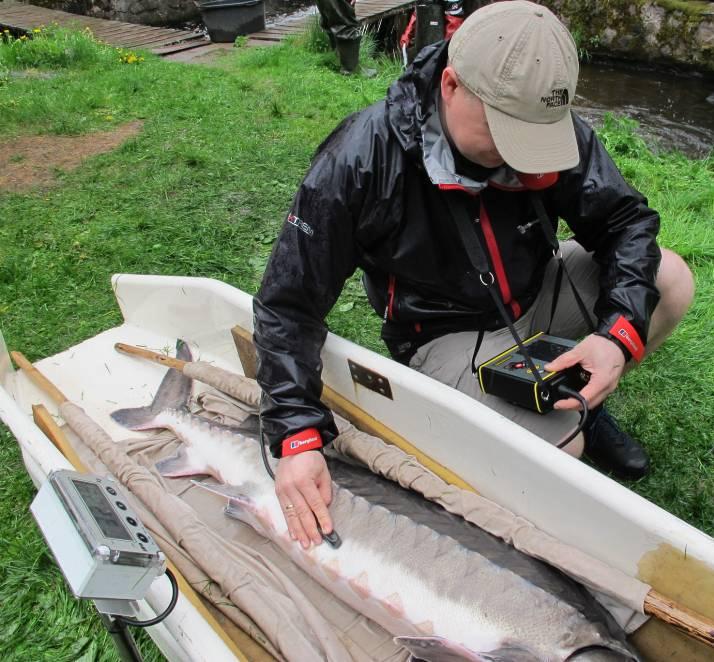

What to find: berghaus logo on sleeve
left=287, top=213, right=314, bottom=236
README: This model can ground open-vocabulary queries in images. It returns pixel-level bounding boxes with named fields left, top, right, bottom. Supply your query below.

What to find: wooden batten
left=231, top=326, right=258, bottom=380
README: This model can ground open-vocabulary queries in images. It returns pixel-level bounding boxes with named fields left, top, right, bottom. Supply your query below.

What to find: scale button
left=126, top=517, right=137, bottom=526
left=106, top=486, right=117, bottom=496
left=116, top=501, right=127, bottom=511
left=137, top=533, right=149, bottom=543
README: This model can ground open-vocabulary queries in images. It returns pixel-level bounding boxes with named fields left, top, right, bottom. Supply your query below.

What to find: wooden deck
left=0, top=0, right=208, bottom=54
left=249, top=0, right=412, bottom=47
left=0, top=0, right=414, bottom=54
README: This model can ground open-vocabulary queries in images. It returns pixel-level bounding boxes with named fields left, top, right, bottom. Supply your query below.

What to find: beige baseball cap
left=448, top=0, right=579, bottom=174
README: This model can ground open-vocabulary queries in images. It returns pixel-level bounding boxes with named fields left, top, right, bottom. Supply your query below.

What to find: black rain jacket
left=253, top=42, right=662, bottom=457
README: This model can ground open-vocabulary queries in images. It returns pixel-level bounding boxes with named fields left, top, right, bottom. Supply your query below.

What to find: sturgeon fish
left=112, top=342, right=640, bottom=662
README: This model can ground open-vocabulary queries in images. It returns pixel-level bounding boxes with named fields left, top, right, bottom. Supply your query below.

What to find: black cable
left=555, top=385, right=589, bottom=449
left=258, top=413, right=276, bottom=480
left=116, top=567, right=179, bottom=628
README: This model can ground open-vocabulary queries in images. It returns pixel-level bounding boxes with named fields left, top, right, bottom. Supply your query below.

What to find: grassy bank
left=1, top=25, right=712, bottom=659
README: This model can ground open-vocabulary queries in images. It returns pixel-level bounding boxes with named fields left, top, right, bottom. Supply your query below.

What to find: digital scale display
left=72, top=479, right=131, bottom=541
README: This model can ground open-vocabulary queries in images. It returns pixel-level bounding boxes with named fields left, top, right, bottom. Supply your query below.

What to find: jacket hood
left=386, top=41, right=449, bottom=159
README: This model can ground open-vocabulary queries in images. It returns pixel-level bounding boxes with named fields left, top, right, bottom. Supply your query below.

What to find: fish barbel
left=111, top=344, right=639, bottom=662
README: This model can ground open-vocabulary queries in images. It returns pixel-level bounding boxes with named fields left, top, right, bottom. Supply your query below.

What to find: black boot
left=336, top=37, right=361, bottom=74
left=583, top=406, right=650, bottom=480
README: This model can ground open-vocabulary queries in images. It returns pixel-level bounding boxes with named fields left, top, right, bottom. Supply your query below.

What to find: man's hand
left=275, top=450, right=333, bottom=549
left=545, top=334, right=627, bottom=411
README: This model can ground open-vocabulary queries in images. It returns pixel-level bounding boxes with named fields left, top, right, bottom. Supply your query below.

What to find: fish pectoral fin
left=111, top=406, right=161, bottom=431
left=395, top=636, right=481, bottom=662
left=155, top=447, right=206, bottom=478
left=395, top=637, right=539, bottom=662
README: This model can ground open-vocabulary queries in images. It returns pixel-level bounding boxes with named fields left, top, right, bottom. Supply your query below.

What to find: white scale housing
left=31, top=470, right=165, bottom=601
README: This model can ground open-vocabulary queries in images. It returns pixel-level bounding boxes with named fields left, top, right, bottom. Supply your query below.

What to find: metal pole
left=99, top=613, right=144, bottom=662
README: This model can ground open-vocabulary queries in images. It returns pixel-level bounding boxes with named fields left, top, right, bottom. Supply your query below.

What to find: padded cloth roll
left=331, top=416, right=650, bottom=625
left=183, top=361, right=261, bottom=407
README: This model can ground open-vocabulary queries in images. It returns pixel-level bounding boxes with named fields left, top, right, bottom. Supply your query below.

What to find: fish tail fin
left=111, top=339, right=193, bottom=430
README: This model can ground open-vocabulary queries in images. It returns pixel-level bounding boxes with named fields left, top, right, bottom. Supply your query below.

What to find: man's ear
left=441, top=66, right=459, bottom=105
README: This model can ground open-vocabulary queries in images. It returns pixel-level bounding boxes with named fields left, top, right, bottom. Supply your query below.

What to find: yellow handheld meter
left=477, top=332, right=590, bottom=414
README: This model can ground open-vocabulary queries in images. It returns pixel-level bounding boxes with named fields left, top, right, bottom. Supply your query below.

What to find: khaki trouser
left=410, top=240, right=601, bottom=444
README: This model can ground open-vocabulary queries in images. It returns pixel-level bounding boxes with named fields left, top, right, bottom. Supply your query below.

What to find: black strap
left=530, top=193, right=595, bottom=334
left=547, top=259, right=564, bottom=335
left=444, top=192, right=491, bottom=274
left=444, top=193, right=547, bottom=392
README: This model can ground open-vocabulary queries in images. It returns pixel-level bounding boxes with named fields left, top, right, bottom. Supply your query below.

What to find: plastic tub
left=199, top=0, right=265, bottom=42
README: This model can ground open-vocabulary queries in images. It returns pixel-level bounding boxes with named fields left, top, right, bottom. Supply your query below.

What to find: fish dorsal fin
left=395, top=636, right=540, bottom=662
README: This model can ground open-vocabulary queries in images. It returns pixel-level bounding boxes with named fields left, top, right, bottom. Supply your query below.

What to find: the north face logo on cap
left=540, top=88, right=569, bottom=109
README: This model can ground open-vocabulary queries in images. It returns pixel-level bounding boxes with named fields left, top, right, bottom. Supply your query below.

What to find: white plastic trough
left=1, top=273, right=712, bottom=661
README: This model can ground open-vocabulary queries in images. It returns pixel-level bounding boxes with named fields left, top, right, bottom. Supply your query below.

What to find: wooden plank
left=105, top=32, right=193, bottom=48
left=92, top=25, right=188, bottom=38
left=251, top=31, right=290, bottom=39
left=0, top=1, right=199, bottom=54
left=248, top=36, right=284, bottom=43
left=150, top=38, right=211, bottom=55
left=0, top=9, right=55, bottom=23
left=245, top=37, right=281, bottom=47
left=230, top=326, right=257, bottom=380
left=258, top=27, right=301, bottom=34
left=0, top=0, right=412, bottom=56
left=91, top=24, right=164, bottom=35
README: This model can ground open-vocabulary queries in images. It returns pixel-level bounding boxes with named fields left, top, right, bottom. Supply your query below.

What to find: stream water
left=576, top=62, right=713, bottom=158
left=260, top=0, right=714, bottom=158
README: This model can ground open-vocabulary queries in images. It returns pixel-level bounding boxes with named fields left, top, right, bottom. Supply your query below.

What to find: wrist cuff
left=281, top=428, right=323, bottom=457
left=601, top=315, right=645, bottom=363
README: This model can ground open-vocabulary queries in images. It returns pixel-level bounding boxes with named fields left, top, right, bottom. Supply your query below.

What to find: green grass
left=0, top=26, right=712, bottom=659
